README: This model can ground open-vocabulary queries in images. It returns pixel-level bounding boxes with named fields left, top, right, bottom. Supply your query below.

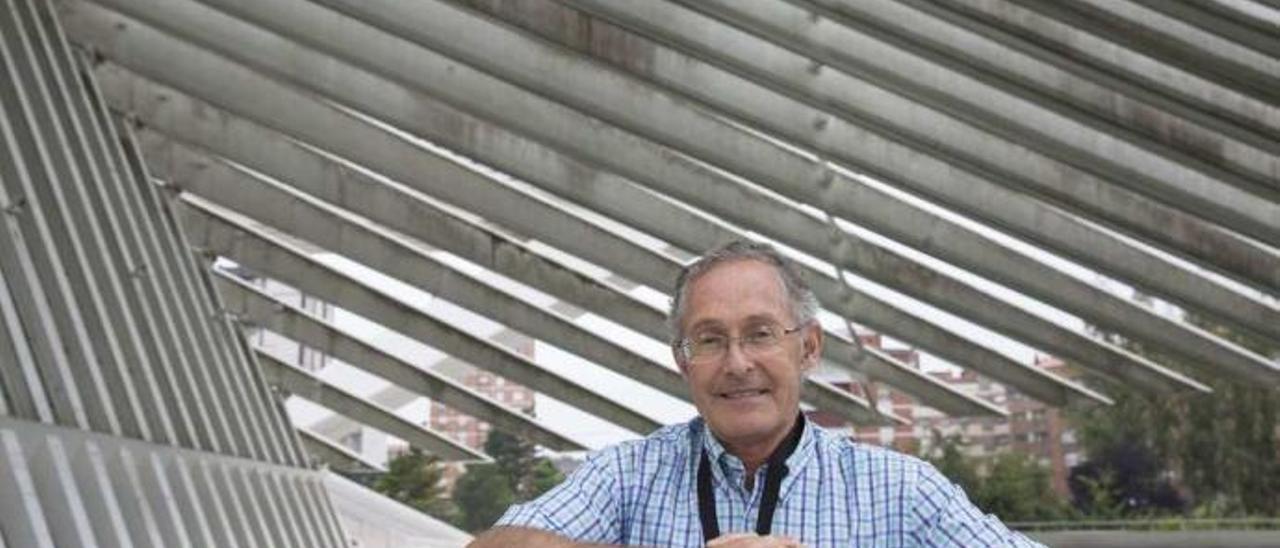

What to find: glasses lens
left=683, top=324, right=793, bottom=364
left=689, top=334, right=726, bottom=362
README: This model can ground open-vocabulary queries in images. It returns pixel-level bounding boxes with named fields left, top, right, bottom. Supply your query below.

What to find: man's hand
left=706, top=533, right=805, bottom=547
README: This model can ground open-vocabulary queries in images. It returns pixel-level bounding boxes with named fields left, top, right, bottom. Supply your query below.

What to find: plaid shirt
left=497, top=417, right=1043, bottom=547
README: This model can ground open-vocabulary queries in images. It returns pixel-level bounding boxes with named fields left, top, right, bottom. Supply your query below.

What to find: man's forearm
left=467, top=526, right=625, bottom=548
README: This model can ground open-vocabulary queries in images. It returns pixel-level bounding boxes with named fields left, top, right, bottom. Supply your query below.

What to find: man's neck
left=713, top=415, right=804, bottom=488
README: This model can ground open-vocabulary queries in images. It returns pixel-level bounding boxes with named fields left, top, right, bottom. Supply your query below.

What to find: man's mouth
left=718, top=388, right=770, bottom=400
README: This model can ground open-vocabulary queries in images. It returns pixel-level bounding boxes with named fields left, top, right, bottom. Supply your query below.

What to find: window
left=298, top=344, right=327, bottom=372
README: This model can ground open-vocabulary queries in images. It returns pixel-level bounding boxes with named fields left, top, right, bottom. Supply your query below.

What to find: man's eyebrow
left=685, top=319, right=726, bottom=335
left=742, top=313, right=783, bottom=326
left=687, top=315, right=782, bottom=335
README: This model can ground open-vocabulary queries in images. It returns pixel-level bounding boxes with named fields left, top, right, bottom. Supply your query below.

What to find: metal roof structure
left=2, top=0, right=1279, bottom=544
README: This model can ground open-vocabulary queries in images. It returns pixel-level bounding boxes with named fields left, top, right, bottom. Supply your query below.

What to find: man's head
left=669, top=240, right=823, bottom=455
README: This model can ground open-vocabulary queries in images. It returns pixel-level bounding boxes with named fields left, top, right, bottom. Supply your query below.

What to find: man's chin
left=707, top=413, right=782, bottom=445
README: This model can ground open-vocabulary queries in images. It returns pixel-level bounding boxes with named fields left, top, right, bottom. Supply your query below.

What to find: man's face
left=674, top=259, right=821, bottom=453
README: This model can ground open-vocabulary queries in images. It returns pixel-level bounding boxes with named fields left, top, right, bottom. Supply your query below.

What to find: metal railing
left=1010, top=518, right=1280, bottom=532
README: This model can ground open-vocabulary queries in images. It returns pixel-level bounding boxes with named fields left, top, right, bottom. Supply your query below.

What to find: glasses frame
left=675, top=322, right=809, bottom=365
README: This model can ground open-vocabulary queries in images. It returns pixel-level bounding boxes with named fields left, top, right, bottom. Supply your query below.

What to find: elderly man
left=469, top=241, right=1041, bottom=547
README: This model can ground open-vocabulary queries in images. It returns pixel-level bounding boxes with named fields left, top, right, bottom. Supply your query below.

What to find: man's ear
left=801, top=324, right=823, bottom=370
left=672, top=347, right=689, bottom=377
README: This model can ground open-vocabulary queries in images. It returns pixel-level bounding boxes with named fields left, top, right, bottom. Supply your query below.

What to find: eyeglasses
left=676, top=323, right=807, bottom=365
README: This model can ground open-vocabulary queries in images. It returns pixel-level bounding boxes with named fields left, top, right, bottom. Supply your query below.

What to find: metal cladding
left=0, top=0, right=346, bottom=544
left=4, top=0, right=1280, bottom=542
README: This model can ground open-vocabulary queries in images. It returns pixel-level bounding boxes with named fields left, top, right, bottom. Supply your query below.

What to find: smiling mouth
left=718, top=388, right=770, bottom=400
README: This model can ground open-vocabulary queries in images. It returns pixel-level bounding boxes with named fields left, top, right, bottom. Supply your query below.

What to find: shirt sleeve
left=906, top=462, right=1046, bottom=548
left=493, top=448, right=623, bottom=543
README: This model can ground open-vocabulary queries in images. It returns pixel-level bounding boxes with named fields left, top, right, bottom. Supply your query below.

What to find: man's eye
left=745, top=327, right=776, bottom=343
left=695, top=334, right=725, bottom=347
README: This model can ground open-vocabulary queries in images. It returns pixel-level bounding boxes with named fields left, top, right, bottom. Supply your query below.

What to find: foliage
left=452, top=463, right=516, bottom=533
left=371, top=448, right=458, bottom=522
left=927, top=433, right=979, bottom=495
left=528, top=458, right=564, bottom=497
left=450, top=429, right=566, bottom=532
left=925, top=433, right=1072, bottom=522
left=1068, top=314, right=1280, bottom=517
left=1067, top=439, right=1184, bottom=517
left=975, top=452, right=1074, bottom=521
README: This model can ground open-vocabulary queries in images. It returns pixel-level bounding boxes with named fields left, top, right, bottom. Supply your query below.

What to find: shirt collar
left=697, top=414, right=818, bottom=488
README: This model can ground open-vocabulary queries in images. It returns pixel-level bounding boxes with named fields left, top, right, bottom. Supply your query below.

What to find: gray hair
left=667, top=240, right=820, bottom=345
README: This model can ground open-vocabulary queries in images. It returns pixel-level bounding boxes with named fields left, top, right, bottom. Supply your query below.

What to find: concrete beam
left=143, top=136, right=696, bottom=415
left=175, top=192, right=665, bottom=436
left=94, top=55, right=900, bottom=423
left=1136, top=0, right=1280, bottom=62
left=668, top=0, right=1280, bottom=248
left=549, top=0, right=1280, bottom=344
left=297, top=428, right=385, bottom=473
left=143, top=121, right=926, bottom=421
left=212, top=270, right=585, bottom=451
left=1023, top=0, right=1280, bottom=104
left=125, top=99, right=910, bottom=423
left=254, top=349, right=485, bottom=462
left=119, top=0, right=1207, bottom=392
left=810, top=0, right=1280, bottom=198
left=82, top=20, right=1096, bottom=410
left=302, top=0, right=1273, bottom=386
left=168, top=140, right=895, bottom=424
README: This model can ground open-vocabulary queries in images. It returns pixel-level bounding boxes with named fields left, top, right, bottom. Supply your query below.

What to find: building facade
left=810, top=333, right=1082, bottom=496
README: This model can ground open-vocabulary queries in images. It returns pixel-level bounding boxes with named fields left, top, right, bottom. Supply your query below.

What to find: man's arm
left=471, top=449, right=623, bottom=544
left=467, top=526, right=621, bottom=548
left=469, top=528, right=802, bottom=548
left=907, top=462, right=1045, bottom=547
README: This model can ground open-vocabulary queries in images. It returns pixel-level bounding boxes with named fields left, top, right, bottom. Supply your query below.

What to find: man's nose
left=721, top=340, right=755, bottom=374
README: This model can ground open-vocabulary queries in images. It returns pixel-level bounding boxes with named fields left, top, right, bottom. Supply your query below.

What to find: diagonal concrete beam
left=544, top=0, right=1280, bottom=346
left=806, top=0, right=1280, bottom=200
left=113, top=69, right=990, bottom=417
left=175, top=192, right=665, bottom=435
left=296, top=428, right=385, bottom=473
left=84, top=20, right=1097, bottom=410
left=1132, top=0, right=1280, bottom=63
left=930, top=0, right=1280, bottom=147
left=212, top=271, right=585, bottom=452
left=1018, top=0, right=1280, bottom=104
left=145, top=140, right=695, bottom=410
left=90, top=0, right=1208, bottom=393
left=254, top=349, right=486, bottom=462
left=151, top=137, right=898, bottom=424
left=298, top=0, right=1273, bottom=387
left=88, top=41, right=907, bottom=424
left=126, top=95, right=953, bottom=420
left=661, top=0, right=1280, bottom=248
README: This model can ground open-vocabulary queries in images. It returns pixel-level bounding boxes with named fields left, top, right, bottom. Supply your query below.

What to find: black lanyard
left=697, top=416, right=805, bottom=542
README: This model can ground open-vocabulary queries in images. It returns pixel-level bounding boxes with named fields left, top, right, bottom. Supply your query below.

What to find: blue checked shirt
left=497, top=417, right=1043, bottom=547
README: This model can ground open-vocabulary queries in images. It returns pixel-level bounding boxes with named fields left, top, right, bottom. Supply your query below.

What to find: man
left=469, top=241, right=1042, bottom=547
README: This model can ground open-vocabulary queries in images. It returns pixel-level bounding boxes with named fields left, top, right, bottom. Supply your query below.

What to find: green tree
left=528, top=458, right=564, bottom=498
left=452, top=463, right=515, bottom=533
left=1069, top=314, right=1280, bottom=517
left=973, top=453, right=1073, bottom=521
left=451, top=429, right=567, bottom=532
left=925, top=433, right=1070, bottom=522
left=926, top=432, right=979, bottom=495
left=372, top=448, right=457, bottom=522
